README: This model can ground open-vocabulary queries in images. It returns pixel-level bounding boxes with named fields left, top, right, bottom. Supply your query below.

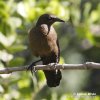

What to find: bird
left=28, top=14, right=64, bottom=87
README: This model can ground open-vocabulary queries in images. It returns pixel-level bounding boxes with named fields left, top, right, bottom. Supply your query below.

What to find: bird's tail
left=43, top=70, right=62, bottom=87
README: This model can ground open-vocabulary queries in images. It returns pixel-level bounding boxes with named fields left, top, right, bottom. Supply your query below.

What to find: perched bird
left=28, top=14, right=64, bottom=87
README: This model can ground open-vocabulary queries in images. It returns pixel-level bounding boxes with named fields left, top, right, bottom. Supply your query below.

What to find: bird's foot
left=48, top=63, right=58, bottom=70
left=27, top=62, right=36, bottom=75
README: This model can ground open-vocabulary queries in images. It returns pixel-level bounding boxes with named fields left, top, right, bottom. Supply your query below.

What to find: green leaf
left=9, top=57, right=25, bottom=67
left=37, top=70, right=45, bottom=82
left=59, top=57, right=65, bottom=64
left=18, top=79, right=30, bottom=89
left=7, top=45, right=27, bottom=53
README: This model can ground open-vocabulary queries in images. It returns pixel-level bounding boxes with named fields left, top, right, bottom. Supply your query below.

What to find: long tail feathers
left=43, top=70, right=62, bottom=87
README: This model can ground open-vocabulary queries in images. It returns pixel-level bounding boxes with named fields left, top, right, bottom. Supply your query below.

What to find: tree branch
left=0, top=62, right=100, bottom=74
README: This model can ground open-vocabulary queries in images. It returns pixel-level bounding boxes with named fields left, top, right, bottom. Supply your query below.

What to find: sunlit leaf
left=59, top=57, right=65, bottom=64
left=17, top=2, right=27, bottom=18
left=0, top=73, right=11, bottom=79
left=0, top=50, right=13, bottom=62
left=18, top=79, right=30, bottom=88
left=8, top=17, right=22, bottom=28
left=60, top=94, right=67, bottom=100
left=38, top=70, right=45, bottom=82
left=90, top=10, right=99, bottom=23
left=0, top=85, right=4, bottom=93
left=0, top=32, right=16, bottom=47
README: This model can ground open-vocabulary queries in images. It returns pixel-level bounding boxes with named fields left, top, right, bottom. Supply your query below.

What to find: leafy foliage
left=0, top=0, right=100, bottom=100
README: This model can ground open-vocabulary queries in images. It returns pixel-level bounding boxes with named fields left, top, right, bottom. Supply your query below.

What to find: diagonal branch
left=0, top=62, right=100, bottom=74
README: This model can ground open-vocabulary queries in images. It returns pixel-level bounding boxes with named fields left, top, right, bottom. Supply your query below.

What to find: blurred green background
left=0, top=0, right=100, bottom=100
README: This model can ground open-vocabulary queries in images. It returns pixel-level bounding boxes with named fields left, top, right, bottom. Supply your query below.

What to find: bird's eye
left=48, top=17, right=52, bottom=20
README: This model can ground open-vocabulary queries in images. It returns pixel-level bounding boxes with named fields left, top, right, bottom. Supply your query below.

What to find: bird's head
left=36, top=14, right=65, bottom=26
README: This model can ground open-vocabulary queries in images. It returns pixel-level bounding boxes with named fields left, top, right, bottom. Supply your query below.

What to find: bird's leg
left=53, top=56, right=59, bottom=69
left=27, top=59, right=41, bottom=74
left=48, top=63, right=58, bottom=71
left=48, top=56, right=59, bottom=70
left=48, top=62, right=58, bottom=70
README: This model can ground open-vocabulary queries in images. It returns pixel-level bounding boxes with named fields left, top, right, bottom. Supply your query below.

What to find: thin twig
left=0, top=62, right=100, bottom=74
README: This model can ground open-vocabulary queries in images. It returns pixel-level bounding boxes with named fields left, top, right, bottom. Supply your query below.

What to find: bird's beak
left=54, top=17, right=65, bottom=22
